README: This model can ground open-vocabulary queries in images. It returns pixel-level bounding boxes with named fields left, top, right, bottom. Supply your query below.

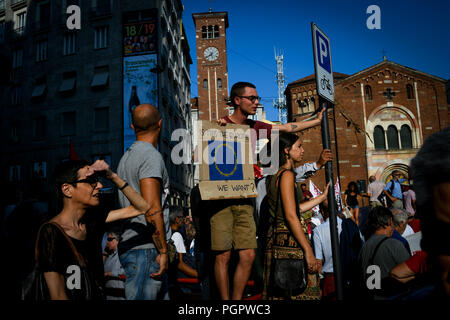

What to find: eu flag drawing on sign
left=208, top=140, right=243, bottom=181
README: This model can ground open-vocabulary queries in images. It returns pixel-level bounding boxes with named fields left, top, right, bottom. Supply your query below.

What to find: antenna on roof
left=382, top=49, right=387, bottom=61
left=209, top=0, right=212, bottom=12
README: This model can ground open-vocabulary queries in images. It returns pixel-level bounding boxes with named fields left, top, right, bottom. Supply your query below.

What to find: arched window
left=214, top=25, right=219, bottom=38
left=203, top=79, right=208, bottom=89
left=201, top=26, right=207, bottom=39
left=207, top=25, right=214, bottom=38
left=400, top=124, right=413, bottom=149
left=406, top=84, right=414, bottom=99
left=387, top=125, right=399, bottom=150
left=217, top=78, right=222, bottom=89
left=373, top=125, right=386, bottom=150
left=365, top=85, right=372, bottom=101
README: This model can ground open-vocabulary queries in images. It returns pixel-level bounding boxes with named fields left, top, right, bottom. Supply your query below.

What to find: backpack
left=378, top=180, right=395, bottom=207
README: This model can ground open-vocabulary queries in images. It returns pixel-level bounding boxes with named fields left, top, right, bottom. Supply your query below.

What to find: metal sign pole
left=319, top=98, right=344, bottom=300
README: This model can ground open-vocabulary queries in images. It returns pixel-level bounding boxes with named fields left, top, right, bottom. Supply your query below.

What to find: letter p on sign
left=319, top=38, right=328, bottom=65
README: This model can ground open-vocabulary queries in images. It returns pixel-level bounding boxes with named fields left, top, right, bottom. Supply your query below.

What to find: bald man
left=117, top=104, right=170, bottom=300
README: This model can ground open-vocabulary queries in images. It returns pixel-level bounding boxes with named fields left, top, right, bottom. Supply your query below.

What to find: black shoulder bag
left=270, top=169, right=308, bottom=295
left=22, top=222, right=93, bottom=300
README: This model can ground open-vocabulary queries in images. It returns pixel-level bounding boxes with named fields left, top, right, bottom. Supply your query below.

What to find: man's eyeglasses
left=107, top=237, right=117, bottom=242
left=238, top=95, right=261, bottom=103
left=74, top=175, right=100, bottom=188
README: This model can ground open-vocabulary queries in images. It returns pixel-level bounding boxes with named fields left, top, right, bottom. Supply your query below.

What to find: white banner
left=335, top=178, right=343, bottom=212
left=309, top=180, right=322, bottom=221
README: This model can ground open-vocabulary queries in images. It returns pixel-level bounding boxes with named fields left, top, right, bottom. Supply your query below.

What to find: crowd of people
left=2, top=82, right=449, bottom=301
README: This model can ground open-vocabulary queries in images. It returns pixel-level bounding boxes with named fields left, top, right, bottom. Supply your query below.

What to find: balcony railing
left=11, top=0, right=26, bottom=5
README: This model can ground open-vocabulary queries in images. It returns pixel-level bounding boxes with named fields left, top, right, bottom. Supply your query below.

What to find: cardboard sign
left=197, top=120, right=257, bottom=200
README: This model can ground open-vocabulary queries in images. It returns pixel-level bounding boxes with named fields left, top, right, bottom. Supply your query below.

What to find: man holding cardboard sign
left=208, top=82, right=324, bottom=300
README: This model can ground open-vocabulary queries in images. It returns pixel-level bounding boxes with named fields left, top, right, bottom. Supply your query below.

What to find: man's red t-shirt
left=222, top=116, right=272, bottom=141
left=405, top=250, right=428, bottom=274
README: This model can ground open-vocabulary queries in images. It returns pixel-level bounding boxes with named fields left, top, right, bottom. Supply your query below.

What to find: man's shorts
left=210, top=204, right=257, bottom=251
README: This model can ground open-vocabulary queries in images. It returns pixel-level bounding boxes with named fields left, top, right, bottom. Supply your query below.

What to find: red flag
left=253, top=164, right=263, bottom=179
left=69, top=139, right=79, bottom=160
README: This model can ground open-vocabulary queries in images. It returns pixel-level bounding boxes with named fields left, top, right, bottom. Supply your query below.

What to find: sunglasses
left=238, top=95, right=261, bottom=103
left=107, top=237, right=117, bottom=242
left=74, top=175, right=100, bottom=188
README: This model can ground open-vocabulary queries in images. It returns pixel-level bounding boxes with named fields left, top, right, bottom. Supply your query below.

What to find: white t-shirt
left=171, top=231, right=186, bottom=254
left=402, top=224, right=415, bottom=237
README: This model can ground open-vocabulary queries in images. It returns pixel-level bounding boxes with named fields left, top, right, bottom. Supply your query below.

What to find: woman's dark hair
left=53, top=160, right=90, bottom=206
left=367, top=206, right=393, bottom=234
left=276, top=132, right=300, bottom=167
left=347, top=181, right=359, bottom=193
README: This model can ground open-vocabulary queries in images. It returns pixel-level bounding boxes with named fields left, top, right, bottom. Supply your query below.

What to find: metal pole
left=332, top=106, right=343, bottom=211
left=319, top=98, right=344, bottom=300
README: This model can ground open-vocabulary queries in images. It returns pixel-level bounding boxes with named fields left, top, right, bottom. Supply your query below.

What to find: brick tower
left=192, top=11, right=229, bottom=120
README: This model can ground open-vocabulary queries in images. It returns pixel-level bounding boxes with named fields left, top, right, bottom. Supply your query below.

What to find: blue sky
left=182, top=0, right=450, bottom=121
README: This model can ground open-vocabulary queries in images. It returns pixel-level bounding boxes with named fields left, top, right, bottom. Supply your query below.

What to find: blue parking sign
left=312, top=23, right=334, bottom=103
left=316, top=30, right=331, bottom=73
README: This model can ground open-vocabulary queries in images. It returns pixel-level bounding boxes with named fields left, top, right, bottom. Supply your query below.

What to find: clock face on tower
left=204, top=46, right=219, bottom=61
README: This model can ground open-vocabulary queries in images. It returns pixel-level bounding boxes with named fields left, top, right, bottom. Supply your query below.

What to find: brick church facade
left=285, top=59, right=449, bottom=201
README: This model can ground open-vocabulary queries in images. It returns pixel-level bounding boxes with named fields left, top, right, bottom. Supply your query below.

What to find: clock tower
left=192, top=11, right=229, bottom=120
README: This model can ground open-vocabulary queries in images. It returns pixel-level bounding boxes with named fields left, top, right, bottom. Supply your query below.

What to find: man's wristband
left=159, top=251, right=168, bottom=255
left=119, top=182, right=129, bottom=191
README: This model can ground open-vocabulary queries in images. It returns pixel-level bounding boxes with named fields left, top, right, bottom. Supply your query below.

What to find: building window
left=0, top=0, right=5, bottom=11
left=217, top=78, right=222, bottom=89
left=36, top=1, right=51, bottom=29
left=201, top=26, right=207, bottom=38
left=203, top=79, right=208, bottom=89
left=365, top=85, right=372, bottom=101
left=32, top=76, right=47, bottom=99
left=202, top=25, right=219, bottom=39
left=91, top=66, right=109, bottom=88
left=36, top=39, right=48, bottom=62
left=11, top=86, right=22, bottom=105
left=63, top=33, right=76, bottom=55
left=94, top=26, right=108, bottom=49
left=0, top=20, right=6, bottom=43
left=14, top=10, right=27, bottom=35
left=33, top=116, right=46, bottom=139
left=10, top=121, right=20, bottom=143
left=406, top=84, right=414, bottom=99
left=61, top=111, right=76, bottom=136
left=373, top=125, right=386, bottom=150
left=59, top=71, right=76, bottom=93
left=12, top=48, right=23, bottom=68
left=94, top=107, right=109, bottom=131
left=387, top=125, right=399, bottom=150
left=400, top=124, right=412, bottom=149
left=9, top=165, right=21, bottom=182
left=214, top=25, right=219, bottom=38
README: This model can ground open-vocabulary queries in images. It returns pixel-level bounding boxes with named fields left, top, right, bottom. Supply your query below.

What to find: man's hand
left=151, top=253, right=168, bottom=278
left=317, top=149, right=333, bottom=167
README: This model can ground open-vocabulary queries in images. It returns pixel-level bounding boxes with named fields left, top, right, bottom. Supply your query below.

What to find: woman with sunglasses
left=35, top=159, right=150, bottom=300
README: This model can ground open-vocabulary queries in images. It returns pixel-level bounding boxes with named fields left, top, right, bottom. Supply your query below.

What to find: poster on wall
left=123, top=54, right=158, bottom=152
left=123, top=9, right=157, bottom=56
